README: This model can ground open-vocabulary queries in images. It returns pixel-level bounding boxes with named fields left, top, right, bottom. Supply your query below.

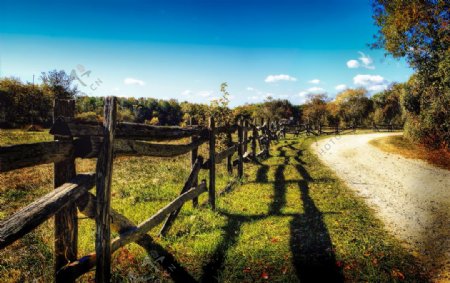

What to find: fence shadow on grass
left=290, top=179, right=343, bottom=282
left=137, top=235, right=197, bottom=283
left=200, top=143, right=342, bottom=282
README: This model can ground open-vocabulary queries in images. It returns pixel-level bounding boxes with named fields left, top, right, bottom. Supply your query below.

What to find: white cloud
left=353, top=74, right=385, bottom=85
left=246, top=87, right=255, bottom=91
left=298, top=87, right=326, bottom=98
left=367, top=84, right=388, bottom=92
left=298, top=91, right=308, bottom=97
left=124, top=77, right=145, bottom=86
left=335, top=84, right=347, bottom=91
left=265, top=74, right=297, bottom=83
left=353, top=74, right=388, bottom=92
left=347, top=60, right=360, bottom=68
left=347, top=52, right=376, bottom=69
left=309, top=79, right=320, bottom=84
left=358, top=52, right=375, bottom=69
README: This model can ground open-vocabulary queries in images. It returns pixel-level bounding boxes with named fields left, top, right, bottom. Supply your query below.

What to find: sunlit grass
left=0, top=130, right=427, bottom=282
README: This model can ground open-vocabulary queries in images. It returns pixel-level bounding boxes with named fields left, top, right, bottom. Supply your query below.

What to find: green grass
left=0, top=129, right=427, bottom=282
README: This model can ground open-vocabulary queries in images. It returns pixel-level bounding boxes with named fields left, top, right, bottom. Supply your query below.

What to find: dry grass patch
left=370, top=134, right=450, bottom=170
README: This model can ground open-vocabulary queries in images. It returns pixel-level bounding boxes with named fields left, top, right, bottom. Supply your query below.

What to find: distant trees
left=0, top=78, right=53, bottom=127
left=303, top=94, right=328, bottom=129
left=372, top=0, right=450, bottom=149
left=334, top=88, right=373, bottom=127
left=232, top=97, right=300, bottom=123
left=0, top=73, right=406, bottom=132
left=372, top=83, right=404, bottom=125
left=300, top=88, right=403, bottom=130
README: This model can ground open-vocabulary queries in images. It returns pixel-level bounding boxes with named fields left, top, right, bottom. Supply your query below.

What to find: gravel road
left=313, top=133, right=450, bottom=282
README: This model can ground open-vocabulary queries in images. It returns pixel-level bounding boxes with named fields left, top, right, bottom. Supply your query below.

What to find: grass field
left=0, top=129, right=427, bottom=282
left=370, top=134, right=450, bottom=171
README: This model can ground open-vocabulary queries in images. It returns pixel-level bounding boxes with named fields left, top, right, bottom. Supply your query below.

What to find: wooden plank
left=0, top=141, right=73, bottom=172
left=243, top=120, right=248, bottom=153
left=159, top=156, right=203, bottom=236
left=0, top=174, right=95, bottom=250
left=57, top=192, right=197, bottom=282
left=226, top=131, right=233, bottom=174
left=208, top=117, right=216, bottom=210
left=251, top=121, right=257, bottom=158
left=50, top=120, right=207, bottom=141
left=53, top=99, right=77, bottom=282
left=201, top=144, right=237, bottom=169
left=95, top=97, right=117, bottom=283
left=114, top=138, right=207, bottom=157
left=215, top=124, right=238, bottom=134
left=237, top=119, right=244, bottom=178
left=190, top=118, right=199, bottom=208
left=111, top=182, right=207, bottom=252
left=74, top=136, right=208, bottom=159
left=215, top=144, right=237, bottom=164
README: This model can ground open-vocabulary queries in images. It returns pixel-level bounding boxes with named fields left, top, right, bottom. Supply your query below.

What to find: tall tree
left=372, top=0, right=450, bottom=149
left=40, top=70, right=78, bottom=99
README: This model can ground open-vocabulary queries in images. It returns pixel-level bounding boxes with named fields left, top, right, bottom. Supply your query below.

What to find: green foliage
left=372, top=83, right=404, bottom=124
left=0, top=77, right=53, bottom=127
left=372, top=0, right=450, bottom=149
left=303, top=93, right=328, bottom=128
left=335, top=89, right=373, bottom=127
left=75, top=111, right=101, bottom=123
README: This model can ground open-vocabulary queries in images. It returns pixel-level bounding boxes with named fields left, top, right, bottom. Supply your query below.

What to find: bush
left=75, top=111, right=101, bottom=122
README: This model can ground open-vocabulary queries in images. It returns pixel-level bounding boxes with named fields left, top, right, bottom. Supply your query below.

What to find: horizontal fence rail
left=0, top=173, right=95, bottom=249
left=0, top=97, right=292, bottom=282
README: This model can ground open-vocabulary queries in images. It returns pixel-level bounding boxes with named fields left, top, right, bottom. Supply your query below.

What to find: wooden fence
left=0, top=97, right=285, bottom=282
left=282, top=122, right=403, bottom=137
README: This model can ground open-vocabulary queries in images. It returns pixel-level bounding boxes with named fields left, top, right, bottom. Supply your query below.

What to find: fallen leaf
left=261, top=271, right=269, bottom=279
left=392, top=268, right=405, bottom=280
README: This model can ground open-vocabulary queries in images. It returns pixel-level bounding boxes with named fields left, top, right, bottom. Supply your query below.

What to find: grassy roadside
left=0, top=129, right=427, bottom=282
left=370, top=134, right=450, bottom=171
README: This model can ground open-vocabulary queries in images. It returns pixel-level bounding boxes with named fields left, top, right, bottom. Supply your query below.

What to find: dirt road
left=313, top=133, right=450, bottom=282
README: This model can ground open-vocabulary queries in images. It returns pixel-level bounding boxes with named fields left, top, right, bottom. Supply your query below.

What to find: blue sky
left=0, top=0, right=413, bottom=106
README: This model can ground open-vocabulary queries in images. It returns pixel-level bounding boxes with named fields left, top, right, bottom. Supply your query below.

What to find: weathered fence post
left=226, top=127, right=233, bottom=175
left=243, top=120, right=248, bottom=154
left=95, top=97, right=117, bottom=283
left=190, top=117, right=199, bottom=208
left=237, top=119, right=244, bottom=178
left=53, top=99, right=77, bottom=282
left=251, top=119, right=257, bottom=158
left=266, top=119, right=271, bottom=154
left=208, top=117, right=216, bottom=210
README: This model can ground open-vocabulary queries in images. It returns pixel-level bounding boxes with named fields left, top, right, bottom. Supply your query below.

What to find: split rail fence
left=0, top=97, right=286, bottom=282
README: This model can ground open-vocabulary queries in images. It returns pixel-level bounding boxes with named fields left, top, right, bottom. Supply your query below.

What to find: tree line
left=0, top=71, right=403, bottom=130
left=372, top=0, right=449, bottom=149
